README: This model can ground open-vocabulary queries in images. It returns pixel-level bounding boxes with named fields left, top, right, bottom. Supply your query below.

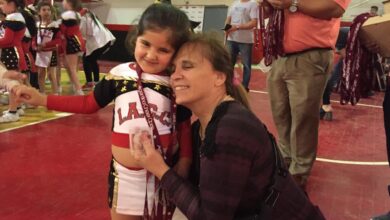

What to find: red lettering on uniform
left=149, top=103, right=159, bottom=120
left=117, top=108, right=125, bottom=125
left=117, top=102, right=140, bottom=125
left=159, top=111, right=171, bottom=126
left=117, top=102, right=171, bottom=127
left=128, top=102, right=141, bottom=119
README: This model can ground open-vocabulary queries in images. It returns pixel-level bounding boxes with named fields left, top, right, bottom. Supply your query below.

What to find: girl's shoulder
left=107, top=62, right=170, bottom=85
left=108, top=62, right=138, bottom=79
left=6, top=13, right=25, bottom=23
left=47, top=20, right=60, bottom=28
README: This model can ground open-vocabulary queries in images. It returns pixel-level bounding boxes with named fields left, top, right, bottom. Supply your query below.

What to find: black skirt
left=66, top=36, right=82, bottom=54
left=1, top=47, right=19, bottom=70
left=49, top=52, right=58, bottom=67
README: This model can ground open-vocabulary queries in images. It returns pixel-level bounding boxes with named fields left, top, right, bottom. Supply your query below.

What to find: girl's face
left=0, top=0, right=16, bottom=15
left=39, top=6, right=52, bottom=20
left=62, top=0, right=71, bottom=10
left=134, top=29, right=175, bottom=74
left=170, top=44, right=224, bottom=108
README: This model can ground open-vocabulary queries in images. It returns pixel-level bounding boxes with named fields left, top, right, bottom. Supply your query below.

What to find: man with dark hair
left=370, top=5, right=379, bottom=16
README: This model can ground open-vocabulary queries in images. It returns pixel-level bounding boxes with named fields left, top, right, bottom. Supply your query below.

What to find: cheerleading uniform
left=22, top=28, right=37, bottom=73
left=35, top=20, right=61, bottom=68
left=45, top=62, right=192, bottom=215
left=0, top=12, right=27, bottom=71
left=60, top=10, right=85, bottom=54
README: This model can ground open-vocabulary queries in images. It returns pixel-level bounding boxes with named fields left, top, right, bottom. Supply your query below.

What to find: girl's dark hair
left=65, top=0, right=82, bottom=12
left=37, top=1, right=53, bottom=12
left=5, top=0, right=25, bottom=8
left=22, top=8, right=38, bottom=37
left=125, top=4, right=191, bottom=56
left=183, top=33, right=250, bottom=109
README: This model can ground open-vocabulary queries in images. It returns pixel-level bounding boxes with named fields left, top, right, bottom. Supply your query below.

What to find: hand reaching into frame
left=12, top=85, right=48, bottom=107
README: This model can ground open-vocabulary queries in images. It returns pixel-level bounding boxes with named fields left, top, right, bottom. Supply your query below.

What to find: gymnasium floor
left=0, top=62, right=389, bottom=220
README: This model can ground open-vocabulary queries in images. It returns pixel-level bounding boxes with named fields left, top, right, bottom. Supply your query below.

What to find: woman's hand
left=13, top=85, right=48, bottom=107
left=131, top=132, right=170, bottom=179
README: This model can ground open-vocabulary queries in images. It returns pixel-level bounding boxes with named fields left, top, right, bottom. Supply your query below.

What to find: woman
left=131, top=34, right=325, bottom=219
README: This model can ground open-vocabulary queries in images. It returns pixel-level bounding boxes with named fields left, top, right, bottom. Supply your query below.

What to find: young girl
left=79, top=7, right=115, bottom=90
left=34, top=1, right=59, bottom=94
left=58, top=0, right=84, bottom=95
left=0, top=0, right=27, bottom=123
left=15, top=3, right=192, bottom=220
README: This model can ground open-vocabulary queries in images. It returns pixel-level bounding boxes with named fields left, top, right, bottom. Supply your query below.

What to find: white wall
left=84, top=0, right=387, bottom=24
left=84, top=0, right=233, bottom=25
left=84, top=0, right=234, bottom=25
left=343, top=0, right=385, bottom=21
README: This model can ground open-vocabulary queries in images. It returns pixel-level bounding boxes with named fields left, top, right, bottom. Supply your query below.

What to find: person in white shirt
left=79, top=8, right=115, bottom=90
left=224, top=0, right=258, bottom=92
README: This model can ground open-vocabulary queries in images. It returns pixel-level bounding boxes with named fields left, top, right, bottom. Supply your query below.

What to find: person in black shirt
left=131, top=33, right=325, bottom=220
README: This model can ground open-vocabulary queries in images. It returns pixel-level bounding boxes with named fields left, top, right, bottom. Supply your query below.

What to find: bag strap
left=238, top=127, right=288, bottom=220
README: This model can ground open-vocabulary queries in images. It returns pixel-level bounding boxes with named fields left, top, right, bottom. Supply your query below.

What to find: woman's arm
left=162, top=138, right=254, bottom=219
left=134, top=119, right=258, bottom=219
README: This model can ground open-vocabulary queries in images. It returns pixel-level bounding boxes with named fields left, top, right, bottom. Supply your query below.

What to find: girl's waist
left=112, top=131, right=175, bottom=149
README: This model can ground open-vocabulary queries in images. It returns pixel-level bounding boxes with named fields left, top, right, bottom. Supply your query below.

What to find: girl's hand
left=131, top=132, right=170, bottom=179
left=13, top=85, right=48, bottom=107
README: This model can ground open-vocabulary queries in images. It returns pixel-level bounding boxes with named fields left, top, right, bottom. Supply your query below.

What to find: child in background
left=21, top=4, right=39, bottom=90
left=0, top=0, right=27, bottom=123
left=43, top=0, right=84, bottom=95
left=60, top=0, right=83, bottom=95
left=34, top=1, right=59, bottom=94
left=79, top=7, right=115, bottom=90
left=15, top=3, right=192, bottom=220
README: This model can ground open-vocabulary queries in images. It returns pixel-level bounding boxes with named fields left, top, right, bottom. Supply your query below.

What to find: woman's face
left=171, top=44, right=224, bottom=108
left=0, top=0, right=16, bottom=15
